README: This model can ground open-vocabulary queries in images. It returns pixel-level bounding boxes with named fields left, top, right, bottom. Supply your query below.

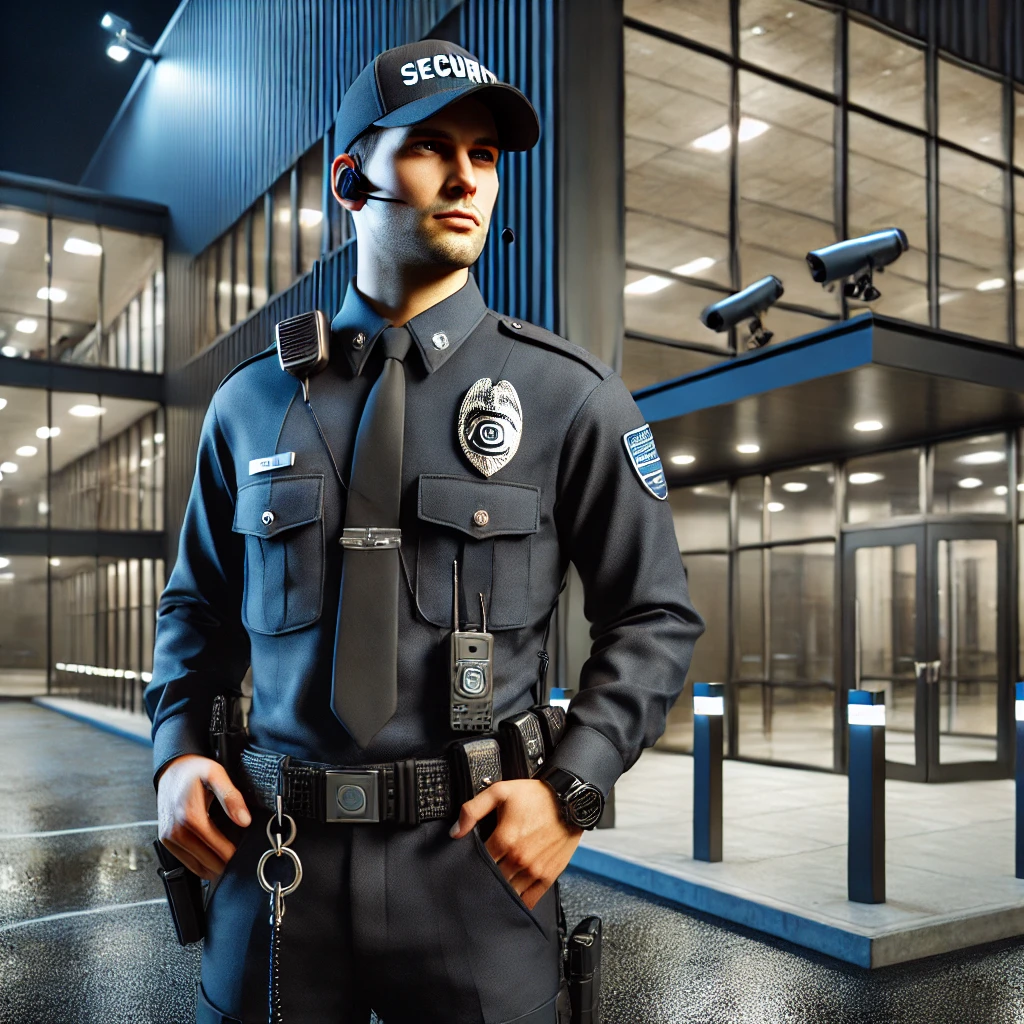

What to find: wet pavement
left=3, top=699, right=1024, bottom=1023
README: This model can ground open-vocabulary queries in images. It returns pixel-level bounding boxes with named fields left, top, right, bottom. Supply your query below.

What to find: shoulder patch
left=622, top=424, right=668, bottom=500
left=216, top=341, right=279, bottom=391
left=495, top=314, right=612, bottom=380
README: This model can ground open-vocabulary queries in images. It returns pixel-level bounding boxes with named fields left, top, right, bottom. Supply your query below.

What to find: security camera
left=100, top=12, right=133, bottom=36
left=700, top=275, right=784, bottom=349
left=805, top=228, right=908, bottom=301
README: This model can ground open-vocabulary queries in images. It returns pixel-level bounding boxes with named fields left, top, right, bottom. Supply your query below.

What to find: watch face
left=567, top=785, right=604, bottom=829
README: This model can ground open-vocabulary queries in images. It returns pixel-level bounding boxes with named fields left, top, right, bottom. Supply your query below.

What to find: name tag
left=248, top=452, right=296, bottom=475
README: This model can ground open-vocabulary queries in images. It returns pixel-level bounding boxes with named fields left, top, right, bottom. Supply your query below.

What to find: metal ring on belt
left=239, top=746, right=453, bottom=826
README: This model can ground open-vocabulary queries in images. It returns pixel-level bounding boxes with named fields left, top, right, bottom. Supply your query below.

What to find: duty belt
left=240, top=746, right=454, bottom=825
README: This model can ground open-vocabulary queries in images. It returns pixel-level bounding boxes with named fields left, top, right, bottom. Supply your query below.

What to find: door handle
left=914, top=660, right=941, bottom=683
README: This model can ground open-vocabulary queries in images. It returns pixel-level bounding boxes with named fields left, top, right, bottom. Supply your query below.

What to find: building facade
left=6, top=0, right=1023, bottom=778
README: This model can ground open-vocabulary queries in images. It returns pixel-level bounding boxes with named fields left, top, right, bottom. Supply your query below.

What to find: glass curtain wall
left=0, top=207, right=164, bottom=370
left=664, top=428, right=1014, bottom=770
left=622, top=0, right=1023, bottom=394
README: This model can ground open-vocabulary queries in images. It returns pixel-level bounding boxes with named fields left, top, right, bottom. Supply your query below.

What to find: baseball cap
left=335, top=40, right=540, bottom=154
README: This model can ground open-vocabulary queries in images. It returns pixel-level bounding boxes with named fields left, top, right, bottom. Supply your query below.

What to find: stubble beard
left=377, top=202, right=489, bottom=272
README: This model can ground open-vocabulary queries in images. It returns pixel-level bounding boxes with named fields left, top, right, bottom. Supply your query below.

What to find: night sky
left=0, top=0, right=182, bottom=184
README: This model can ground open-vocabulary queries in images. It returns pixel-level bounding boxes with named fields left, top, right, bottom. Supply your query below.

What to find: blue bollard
left=1016, top=683, right=1024, bottom=879
left=693, top=682, right=724, bottom=863
left=848, top=689, right=886, bottom=903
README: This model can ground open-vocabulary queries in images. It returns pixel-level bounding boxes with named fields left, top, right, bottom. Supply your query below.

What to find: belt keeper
left=395, top=758, right=419, bottom=825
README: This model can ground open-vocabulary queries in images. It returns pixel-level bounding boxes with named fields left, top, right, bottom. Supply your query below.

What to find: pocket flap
left=233, top=474, right=324, bottom=539
left=417, top=475, right=539, bottom=538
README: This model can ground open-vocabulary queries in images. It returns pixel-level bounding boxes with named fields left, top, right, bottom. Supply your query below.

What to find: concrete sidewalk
left=573, top=750, right=1024, bottom=967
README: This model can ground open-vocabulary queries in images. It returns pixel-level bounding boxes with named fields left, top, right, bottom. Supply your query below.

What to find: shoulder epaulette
left=216, top=341, right=279, bottom=391
left=495, top=314, right=612, bottom=380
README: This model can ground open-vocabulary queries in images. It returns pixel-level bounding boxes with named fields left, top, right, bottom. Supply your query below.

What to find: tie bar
left=339, top=527, right=402, bottom=549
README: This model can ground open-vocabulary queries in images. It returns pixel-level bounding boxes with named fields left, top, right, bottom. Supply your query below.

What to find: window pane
left=848, top=21, right=925, bottom=130
left=299, top=142, right=324, bottom=275
left=1015, top=177, right=1024, bottom=346
left=252, top=200, right=268, bottom=310
left=233, top=216, right=249, bottom=324
left=737, top=475, right=762, bottom=545
left=848, top=113, right=929, bottom=323
left=1015, top=89, right=1024, bottom=171
left=735, top=548, right=764, bottom=679
left=939, top=58, right=1005, bottom=163
left=668, top=482, right=729, bottom=551
left=51, top=556, right=97, bottom=698
left=272, top=173, right=294, bottom=296
left=0, top=207, right=47, bottom=362
left=100, top=227, right=162, bottom=370
left=770, top=542, right=834, bottom=684
left=624, top=0, right=731, bottom=53
left=0, top=556, right=48, bottom=696
left=0, top=385, right=49, bottom=527
left=739, top=72, right=838, bottom=318
left=766, top=463, right=834, bottom=541
left=939, top=147, right=1008, bottom=342
left=623, top=273, right=731, bottom=348
left=621, top=338, right=726, bottom=393
left=737, top=681, right=834, bottom=767
left=931, top=432, right=1008, bottom=514
left=216, top=232, right=233, bottom=337
left=657, top=552, right=728, bottom=753
left=51, top=219, right=102, bottom=364
left=626, top=211, right=730, bottom=289
left=740, top=0, right=835, bottom=94
left=202, top=248, right=217, bottom=351
left=846, top=447, right=921, bottom=522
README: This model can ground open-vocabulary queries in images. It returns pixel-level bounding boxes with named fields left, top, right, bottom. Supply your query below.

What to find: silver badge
left=432, top=331, right=450, bottom=350
left=458, top=378, right=523, bottom=478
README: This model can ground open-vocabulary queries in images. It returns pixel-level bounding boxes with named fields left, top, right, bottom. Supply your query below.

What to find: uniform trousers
left=195, top=814, right=563, bottom=1024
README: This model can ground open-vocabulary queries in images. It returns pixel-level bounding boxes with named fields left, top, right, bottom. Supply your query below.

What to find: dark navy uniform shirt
left=145, top=274, right=704, bottom=797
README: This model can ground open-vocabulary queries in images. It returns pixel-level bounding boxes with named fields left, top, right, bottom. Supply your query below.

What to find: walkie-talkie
left=566, top=916, right=602, bottom=1024
left=450, top=560, right=494, bottom=731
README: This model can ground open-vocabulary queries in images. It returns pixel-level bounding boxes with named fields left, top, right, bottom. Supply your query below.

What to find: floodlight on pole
left=100, top=12, right=158, bottom=61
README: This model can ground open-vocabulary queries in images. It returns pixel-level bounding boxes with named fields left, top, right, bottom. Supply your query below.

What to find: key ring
left=256, top=795, right=303, bottom=907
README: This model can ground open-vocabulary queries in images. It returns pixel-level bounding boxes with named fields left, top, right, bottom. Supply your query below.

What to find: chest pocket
left=232, top=474, right=325, bottom=635
left=416, top=475, right=540, bottom=631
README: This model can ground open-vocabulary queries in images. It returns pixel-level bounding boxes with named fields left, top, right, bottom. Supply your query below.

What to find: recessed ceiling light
left=995, top=486, right=1009, bottom=496
left=36, top=287, right=67, bottom=303
left=854, top=420, right=883, bottom=432
left=14, top=319, right=37, bottom=334
left=0, top=399, right=7, bottom=411
left=140, top=458, right=152, bottom=468
left=0, top=558, right=9, bottom=569
left=767, top=501, right=785, bottom=512
left=1015, top=268, right=1024, bottom=283
left=49, top=557, right=60, bottom=566
left=0, top=462, right=18, bottom=473
left=68, top=404, right=106, bottom=417
left=691, top=117, right=769, bottom=154
left=736, top=443, right=760, bottom=454
left=299, top=208, right=323, bottom=227
left=154, top=432, right=165, bottom=444
left=737, top=117, right=769, bottom=143
left=976, top=278, right=1006, bottom=292
left=957, top=450, right=1004, bottom=465
left=671, top=454, right=696, bottom=466
left=670, top=257, right=715, bottom=277
left=781, top=481, right=808, bottom=493
left=0, top=228, right=19, bottom=245
left=624, top=274, right=673, bottom=295
left=38, top=501, right=49, bottom=515
left=0, top=346, right=16, bottom=358
left=64, top=237, right=103, bottom=257
left=750, top=25, right=766, bottom=35
left=14, top=446, right=36, bottom=457
left=849, top=472, right=884, bottom=485
left=36, top=426, right=59, bottom=439
left=958, top=477, right=983, bottom=489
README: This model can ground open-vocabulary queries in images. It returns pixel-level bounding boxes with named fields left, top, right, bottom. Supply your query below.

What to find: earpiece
left=335, top=162, right=406, bottom=204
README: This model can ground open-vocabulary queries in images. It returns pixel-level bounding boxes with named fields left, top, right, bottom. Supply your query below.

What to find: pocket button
left=472, top=509, right=489, bottom=527
left=261, top=510, right=275, bottom=526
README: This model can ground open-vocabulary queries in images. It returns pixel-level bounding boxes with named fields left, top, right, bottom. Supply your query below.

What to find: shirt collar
left=330, top=273, right=489, bottom=377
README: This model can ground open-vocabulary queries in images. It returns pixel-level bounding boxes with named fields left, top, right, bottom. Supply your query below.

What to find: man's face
left=350, top=97, right=500, bottom=271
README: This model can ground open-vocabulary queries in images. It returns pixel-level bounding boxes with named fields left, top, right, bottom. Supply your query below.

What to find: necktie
left=332, top=326, right=412, bottom=746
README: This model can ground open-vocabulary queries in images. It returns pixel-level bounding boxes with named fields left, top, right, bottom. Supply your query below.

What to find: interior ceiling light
left=299, top=208, right=324, bottom=227
left=0, top=558, right=10, bottom=569
left=0, top=399, right=7, bottom=411
left=14, top=319, right=37, bottom=334
left=781, top=481, right=807, bottom=492
left=36, top=426, right=59, bottom=439
left=958, top=450, right=1004, bottom=465
left=64, top=237, right=103, bottom=257
left=0, top=347, right=17, bottom=358
left=995, top=486, right=1009, bottom=496
left=671, top=257, right=715, bottom=277
left=670, top=454, right=696, bottom=466
left=101, top=12, right=157, bottom=61
left=624, top=274, right=673, bottom=296
left=0, top=228, right=19, bottom=245
left=154, top=432, right=164, bottom=443
left=36, top=287, right=68, bottom=303
left=749, top=25, right=767, bottom=35
left=854, top=420, right=883, bottom=432
left=736, top=443, right=760, bottom=454
left=14, top=446, right=36, bottom=457
left=692, top=117, right=769, bottom=153
left=0, top=463, right=18, bottom=473
left=767, top=501, right=785, bottom=512
left=849, top=472, right=884, bottom=485
left=69, top=404, right=106, bottom=417
left=49, top=558, right=61, bottom=567
left=958, top=477, right=983, bottom=489
left=1015, top=268, right=1024, bottom=283
left=976, top=278, right=1006, bottom=292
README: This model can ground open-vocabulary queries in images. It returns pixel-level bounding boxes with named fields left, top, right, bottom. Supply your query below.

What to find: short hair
left=346, top=126, right=385, bottom=170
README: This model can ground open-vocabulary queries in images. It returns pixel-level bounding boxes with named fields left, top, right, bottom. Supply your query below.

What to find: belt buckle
left=324, top=770, right=381, bottom=823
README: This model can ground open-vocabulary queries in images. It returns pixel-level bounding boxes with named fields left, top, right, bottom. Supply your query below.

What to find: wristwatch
left=540, top=766, right=604, bottom=830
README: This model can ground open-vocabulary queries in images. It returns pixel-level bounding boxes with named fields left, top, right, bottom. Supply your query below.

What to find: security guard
left=146, top=39, right=703, bottom=1024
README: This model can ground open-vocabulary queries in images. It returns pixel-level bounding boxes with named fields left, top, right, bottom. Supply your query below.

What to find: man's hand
left=156, top=754, right=251, bottom=881
left=449, top=779, right=584, bottom=910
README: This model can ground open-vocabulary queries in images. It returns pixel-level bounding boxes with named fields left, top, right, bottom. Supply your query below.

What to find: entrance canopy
left=635, top=313, right=1024, bottom=485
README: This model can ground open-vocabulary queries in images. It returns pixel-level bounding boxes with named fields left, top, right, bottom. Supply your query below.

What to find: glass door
left=842, top=522, right=1011, bottom=782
